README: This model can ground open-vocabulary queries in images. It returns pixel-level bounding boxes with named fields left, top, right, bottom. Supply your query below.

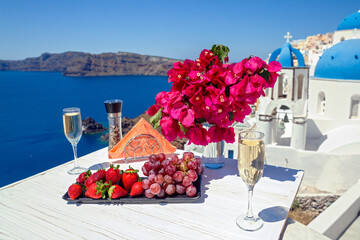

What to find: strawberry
left=130, top=181, right=144, bottom=197
left=84, top=175, right=96, bottom=188
left=68, top=183, right=82, bottom=200
left=108, top=185, right=127, bottom=200
left=122, top=166, right=139, bottom=192
left=92, top=169, right=106, bottom=182
left=85, top=181, right=108, bottom=199
left=76, top=170, right=92, bottom=184
left=85, top=183, right=102, bottom=199
left=106, top=164, right=122, bottom=184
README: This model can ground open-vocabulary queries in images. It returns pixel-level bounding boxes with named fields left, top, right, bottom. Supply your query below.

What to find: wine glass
left=63, top=107, right=88, bottom=175
left=236, top=130, right=265, bottom=231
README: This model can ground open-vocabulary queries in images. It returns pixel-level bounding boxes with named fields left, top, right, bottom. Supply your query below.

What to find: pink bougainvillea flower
left=224, top=71, right=237, bottom=85
left=170, top=102, right=186, bottom=120
left=223, top=127, right=235, bottom=143
left=148, top=47, right=282, bottom=145
left=179, top=108, right=195, bottom=128
left=186, top=125, right=208, bottom=145
left=160, top=116, right=180, bottom=142
left=207, top=125, right=223, bottom=143
left=189, top=88, right=204, bottom=106
left=147, top=104, right=161, bottom=116
left=233, top=61, right=245, bottom=76
left=267, top=61, right=282, bottom=72
left=183, top=84, right=197, bottom=97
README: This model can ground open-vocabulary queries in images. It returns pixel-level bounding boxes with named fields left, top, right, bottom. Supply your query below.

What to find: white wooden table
left=0, top=148, right=329, bottom=240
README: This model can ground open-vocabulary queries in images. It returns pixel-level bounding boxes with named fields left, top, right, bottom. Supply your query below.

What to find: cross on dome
left=284, top=32, right=292, bottom=43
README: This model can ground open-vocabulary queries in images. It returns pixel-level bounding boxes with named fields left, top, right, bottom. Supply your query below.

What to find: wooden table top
left=0, top=148, right=329, bottom=240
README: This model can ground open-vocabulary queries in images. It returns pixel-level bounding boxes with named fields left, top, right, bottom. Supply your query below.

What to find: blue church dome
left=269, top=42, right=305, bottom=67
left=314, top=39, right=360, bottom=80
left=337, top=10, right=360, bottom=31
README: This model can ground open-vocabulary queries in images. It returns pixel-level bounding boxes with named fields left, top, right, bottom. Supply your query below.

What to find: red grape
left=175, top=183, right=186, bottom=194
left=153, top=161, right=161, bottom=171
left=183, top=152, right=195, bottom=161
left=173, top=171, right=185, bottom=182
left=196, top=164, right=203, bottom=175
left=157, top=189, right=165, bottom=198
left=165, top=165, right=176, bottom=176
left=158, top=168, right=165, bottom=175
left=148, top=174, right=156, bottom=183
left=164, top=184, right=175, bottom=195
left=161, top=159, right=170, bottom=168
left=141, top=179, right=152, bottom=189
left=158, top=153, right=166, bottom=162
left=141, top=165, right=149, bottom=176
left=194, top=157, right=202, bottom=165
left=182, top=176, right=192, bottom=187
left=150, top=183, right=161, bottom=195
left=187, top=160, right=197, bottom=170
left=148, top=169, right=157, bottom=176
left=179, top=161, right=188, bottom=172
left=187, top=170, right=198, bottom=182
left=169, top=155, right=179, bottom=165
left=144, top=161, right=153, bottom=171
left=164, top=175, right=173, bottom=184
left=155, top=174, right=164, bottom=185
left=149, top=154, right=158, bottom=163
left=145, top=189, right=154, bottom=198
left=186, top=185, right=197, bottom=197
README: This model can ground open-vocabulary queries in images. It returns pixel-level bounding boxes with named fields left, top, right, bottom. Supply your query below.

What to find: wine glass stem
left=246, top=186, right=254, bottom=219
left=71, top=143, right=79, bottom=168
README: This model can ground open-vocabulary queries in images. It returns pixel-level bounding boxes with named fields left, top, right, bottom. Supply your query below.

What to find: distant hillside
left=0, top=51, right=179, bottom=77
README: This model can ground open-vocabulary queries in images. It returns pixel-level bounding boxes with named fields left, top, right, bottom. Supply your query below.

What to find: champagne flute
left=237, top=130, right=265, bottom=231
left=63, top=107, right=88, bottom=175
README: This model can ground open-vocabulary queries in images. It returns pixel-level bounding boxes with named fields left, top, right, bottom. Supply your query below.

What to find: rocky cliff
left=0, top=51, right=179, bottom=77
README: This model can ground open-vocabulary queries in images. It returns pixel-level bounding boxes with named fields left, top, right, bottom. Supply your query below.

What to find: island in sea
left=0, top=51, right=180, bottom=77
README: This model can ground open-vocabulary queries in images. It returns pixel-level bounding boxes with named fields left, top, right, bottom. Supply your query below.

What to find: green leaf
left=210, top=44, right=230, bottom=63
left=179, top=122, right=188, bottom=134
left=259, top=69, right=270, bottom=82
left=228, top=112, right=234, bottom=121
left=149, top=108, right=163, bottom=129
left=153, top=120, right=160, bottom=129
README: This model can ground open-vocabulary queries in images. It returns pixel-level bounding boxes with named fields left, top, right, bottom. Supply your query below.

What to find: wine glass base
left=67, top=167, right=88, bottom=175
left=236, top=214, right=263, bottom=231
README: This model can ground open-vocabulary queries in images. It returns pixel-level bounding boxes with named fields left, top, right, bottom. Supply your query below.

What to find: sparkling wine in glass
left=237, top=130, right=265, bottom=231
left=63, top=107, right=88, bottom=175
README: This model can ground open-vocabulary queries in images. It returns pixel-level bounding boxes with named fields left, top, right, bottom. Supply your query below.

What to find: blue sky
left=0, top=0, right=359, bottom=61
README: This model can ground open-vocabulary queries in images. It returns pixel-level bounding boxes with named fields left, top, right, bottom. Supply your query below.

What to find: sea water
left=0, top=71, right=170, bottom=187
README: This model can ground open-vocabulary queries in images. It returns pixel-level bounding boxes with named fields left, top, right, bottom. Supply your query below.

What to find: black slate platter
left=63, top=176, right=201, bottom=204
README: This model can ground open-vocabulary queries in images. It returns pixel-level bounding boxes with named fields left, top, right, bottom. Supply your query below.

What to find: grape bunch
left=141, top=152, right=203, bottom=198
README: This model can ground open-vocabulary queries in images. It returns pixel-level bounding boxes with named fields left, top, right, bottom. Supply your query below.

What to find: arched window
left=340, top=37, right=345, bottom=42
left=350, top=95, right=360, bottom=119
left=318, top=92, right=326, bottom=114
left=278, top=74, right=288, bottom=99
left=297, top=74, right=304, bottom=99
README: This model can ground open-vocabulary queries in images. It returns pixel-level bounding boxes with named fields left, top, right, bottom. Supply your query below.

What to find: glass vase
left=202, top=123, right=225, bottom=169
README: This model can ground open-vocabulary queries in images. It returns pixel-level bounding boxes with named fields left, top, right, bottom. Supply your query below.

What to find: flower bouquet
left=148, top=44, right=282, bottom=146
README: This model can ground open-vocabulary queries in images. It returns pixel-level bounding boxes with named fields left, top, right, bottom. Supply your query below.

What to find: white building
left=257, top=42, right=309, bottom=150
left=333, top=10, right=360, bottom=44
left=308, top=39, right=360, bottom=154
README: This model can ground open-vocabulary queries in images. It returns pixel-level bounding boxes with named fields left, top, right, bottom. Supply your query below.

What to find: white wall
left=307, top=77, right=360, bottom=137
left=265, top=145, right=360, bottom=194
left=333, top=29, right=360, bottom=44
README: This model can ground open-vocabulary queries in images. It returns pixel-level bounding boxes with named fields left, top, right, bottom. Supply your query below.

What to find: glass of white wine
left=63, top=107, right=88, bottom=175
left=237, top=130, right=265, bottom=231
